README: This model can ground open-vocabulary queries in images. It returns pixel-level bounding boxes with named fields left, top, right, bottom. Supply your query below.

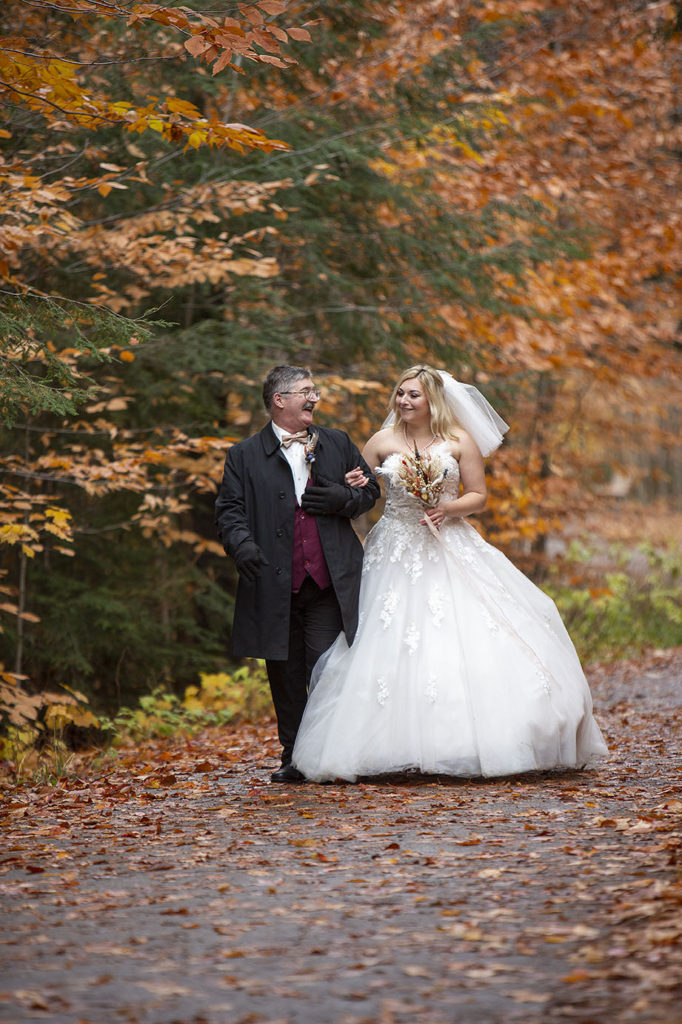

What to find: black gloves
left=234, top=540, right=268, bottom=582
left=301, top=476, right=350, bottom=516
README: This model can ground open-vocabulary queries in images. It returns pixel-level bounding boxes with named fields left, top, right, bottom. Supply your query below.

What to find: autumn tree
left=0, top=0, right=316, bottom=717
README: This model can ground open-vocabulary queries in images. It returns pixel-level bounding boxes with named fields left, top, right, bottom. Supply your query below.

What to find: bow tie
left=280, top=430, right=309, bottom=448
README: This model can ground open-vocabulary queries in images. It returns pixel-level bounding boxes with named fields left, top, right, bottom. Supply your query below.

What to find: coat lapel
left=260, top=421, right=281, bottom=457
left=260, top=421, right=293, bottom=474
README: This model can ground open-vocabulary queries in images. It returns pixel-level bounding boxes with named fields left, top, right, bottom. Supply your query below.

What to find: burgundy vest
left=291, top=503, right=332, bottom=593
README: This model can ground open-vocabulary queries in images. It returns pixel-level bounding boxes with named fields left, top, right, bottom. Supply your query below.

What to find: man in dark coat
left=215, top=365, right=380, bottom=782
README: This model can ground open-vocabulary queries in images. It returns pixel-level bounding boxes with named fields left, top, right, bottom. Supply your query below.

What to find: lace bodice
left=379, top=444, right=461, bottom=524
left=362, top=444, right=470, bottom=586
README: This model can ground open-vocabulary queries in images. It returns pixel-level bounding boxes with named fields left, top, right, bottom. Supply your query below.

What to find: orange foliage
left=262, top=0, right=682, bottom=544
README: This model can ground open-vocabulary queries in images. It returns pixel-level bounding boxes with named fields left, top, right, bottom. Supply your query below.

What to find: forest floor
left=1, top=648, right=680, bottom=1024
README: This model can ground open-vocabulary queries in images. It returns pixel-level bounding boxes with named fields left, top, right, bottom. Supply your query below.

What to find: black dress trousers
left=265, top=576, right=343, bottom=760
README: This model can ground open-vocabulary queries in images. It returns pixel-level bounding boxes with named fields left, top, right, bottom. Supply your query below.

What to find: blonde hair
left=390, top=365, right=460, bottom=439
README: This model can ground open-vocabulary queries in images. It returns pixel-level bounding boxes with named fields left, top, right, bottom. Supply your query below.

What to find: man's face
left=272, top=377, right=320, bottom=431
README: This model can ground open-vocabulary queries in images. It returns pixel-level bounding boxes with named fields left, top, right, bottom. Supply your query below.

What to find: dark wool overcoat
left=215, top=422, right=380, bottom=660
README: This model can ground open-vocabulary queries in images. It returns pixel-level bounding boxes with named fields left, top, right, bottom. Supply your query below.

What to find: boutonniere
left=304, top=430, right=319, bottom=465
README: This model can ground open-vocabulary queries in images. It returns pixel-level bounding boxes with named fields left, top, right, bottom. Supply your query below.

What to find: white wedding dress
left=292, top=445, right=608, bottom=782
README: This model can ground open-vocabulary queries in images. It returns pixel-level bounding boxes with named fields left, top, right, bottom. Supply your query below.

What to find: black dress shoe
left=271, top=762, right=305, bottom=783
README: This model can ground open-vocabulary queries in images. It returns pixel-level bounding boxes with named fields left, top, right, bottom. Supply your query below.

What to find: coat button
left=278, top=491, right=285, bottom=499
left=276, top=529, right=283, bottom=537
left=275, top=567, right=283, bottom=575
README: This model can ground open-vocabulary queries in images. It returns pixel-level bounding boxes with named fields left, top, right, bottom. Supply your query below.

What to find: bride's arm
left=362, top=429, right=394, bottom=473
left=424, top=433, right=487, bottom=528
left=345, top=429, right=393, bottom=486
left=344, top=430, right=386, bottom=487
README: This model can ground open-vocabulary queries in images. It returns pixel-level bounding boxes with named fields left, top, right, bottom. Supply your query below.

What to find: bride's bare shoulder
left=449, top=428, right=476, bottom=455
left=363, top=427, right=403, bottom=469
left=370, top=427, right=399, bottom=447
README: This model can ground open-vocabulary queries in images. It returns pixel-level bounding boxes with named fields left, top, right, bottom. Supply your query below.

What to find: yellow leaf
left=166, top=98, right=200, bottom=117
left=45, top=507, right=71, bottom=526
left=454, top=139, right=485, bottom=164
left=45, top=703, right=99, bottom=729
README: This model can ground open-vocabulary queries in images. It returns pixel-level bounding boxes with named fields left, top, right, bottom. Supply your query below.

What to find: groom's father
left=215, top=365, right=379, bottom=782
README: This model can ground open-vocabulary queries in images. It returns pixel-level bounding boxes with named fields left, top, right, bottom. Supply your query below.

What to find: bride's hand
left=345, top=467, right=368, bottom=488
left=423, top=501, right=463, bottom=529
left=422, top=506, right=445, bottom=530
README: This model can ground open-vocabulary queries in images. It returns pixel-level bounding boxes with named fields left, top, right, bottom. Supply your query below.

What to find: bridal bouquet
left=397, top=449, right=448, bottom=506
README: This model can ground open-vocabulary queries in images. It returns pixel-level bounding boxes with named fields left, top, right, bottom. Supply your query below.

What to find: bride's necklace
left=403, top=424, right=437, bottom=457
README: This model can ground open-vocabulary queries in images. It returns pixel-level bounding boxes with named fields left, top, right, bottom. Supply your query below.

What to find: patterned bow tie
left=280, top=430, right=309, bottom=448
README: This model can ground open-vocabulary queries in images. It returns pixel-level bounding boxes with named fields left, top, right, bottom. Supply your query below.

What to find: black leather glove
left=301, top=476, right=351, bottom=516
left=234, top=540, right=268, bottom=582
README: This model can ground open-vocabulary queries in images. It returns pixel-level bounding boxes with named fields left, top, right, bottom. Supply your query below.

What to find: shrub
left=0, top=671, right=100, bottom=769
left=545, top=541, right=682, bottom=662
left=102, top=660, right=272, bottom=743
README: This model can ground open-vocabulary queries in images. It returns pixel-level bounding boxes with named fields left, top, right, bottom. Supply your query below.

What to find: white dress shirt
left=271, top=422, right=310, bottom=505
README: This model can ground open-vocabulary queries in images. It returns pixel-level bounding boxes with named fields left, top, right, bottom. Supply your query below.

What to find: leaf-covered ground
left=1, top=650, right=680, bottom=1024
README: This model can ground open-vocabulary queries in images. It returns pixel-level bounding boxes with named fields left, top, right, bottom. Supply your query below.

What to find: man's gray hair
left=262, top=365, right=312, bottom=410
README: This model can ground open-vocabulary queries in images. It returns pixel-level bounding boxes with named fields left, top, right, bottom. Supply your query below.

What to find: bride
left=292, top=365, right=608, bottom=782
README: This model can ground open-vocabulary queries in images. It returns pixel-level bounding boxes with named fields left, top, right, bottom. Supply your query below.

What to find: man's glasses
left=279, top=387, right=321, bottom=400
